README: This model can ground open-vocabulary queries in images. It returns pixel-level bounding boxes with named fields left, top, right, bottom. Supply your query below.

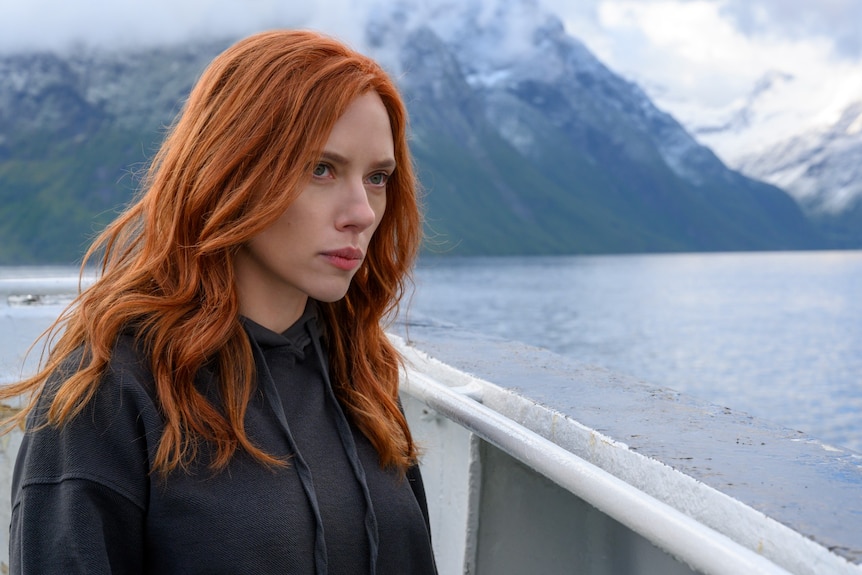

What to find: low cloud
left=718, top=0, right=862, bottom=58
left=545, top=0, right=862, bottom=60
left=6, top=0, right=860, bottom=60
left=0, top=0, right=369, bottom=53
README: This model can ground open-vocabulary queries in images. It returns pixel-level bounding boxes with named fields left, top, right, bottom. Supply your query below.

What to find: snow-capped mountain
left=735, top=101, right=862, bottom=215
left=657, top=67, right=862, bottom=227
left=360, top=0, right=820, bottom=252
left=367, top=0, right=722, bottom=188
left=0, top=39, right=230, bottom=135
left=686, top=70, right=798, bottom=158
left=0, top=0, right=828, bottom=262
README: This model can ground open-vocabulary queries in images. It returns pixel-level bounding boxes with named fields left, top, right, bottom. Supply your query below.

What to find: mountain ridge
left=0, top=0, right=835, bottom=263
left=366, top=0, right=823, bottom=255
left=733, top=100, right=862, bottom=246
left=664, top=65, right=862, bottom=246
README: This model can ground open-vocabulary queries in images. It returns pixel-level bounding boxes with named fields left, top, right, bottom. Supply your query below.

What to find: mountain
left=0, top=41, right=231, bottom=263
left=671, top=69, right=862, bottom=246
left=0, top=0, right=826, bottom=263
left=734, top=101, right=862, bottom=246
left=364, top=0, right=822, bottom=255
left=686, top=70, right=798, bottom=154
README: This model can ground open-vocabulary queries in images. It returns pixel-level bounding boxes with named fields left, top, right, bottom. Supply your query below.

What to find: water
left=0, top=266, right=85, bottom=385
left=2, top=252, right=861, bottom=452
left=408, top=250, right=862, bottom=452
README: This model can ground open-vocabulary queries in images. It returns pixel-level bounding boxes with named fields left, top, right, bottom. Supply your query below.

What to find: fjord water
left=2, top=251, right=861, bottom=452
left=409, top=250, right=862, bottom=453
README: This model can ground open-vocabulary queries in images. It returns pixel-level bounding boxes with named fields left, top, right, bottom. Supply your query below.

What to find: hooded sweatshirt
left=10, top=302, right=437, bottom=574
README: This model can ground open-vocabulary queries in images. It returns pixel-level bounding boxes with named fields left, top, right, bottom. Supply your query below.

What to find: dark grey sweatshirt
left=10, top=302, right=437, bottom=574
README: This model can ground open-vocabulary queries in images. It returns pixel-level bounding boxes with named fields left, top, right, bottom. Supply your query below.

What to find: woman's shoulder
left=16, top=333, right=162, bottom=510
left=108, top=332, right=157, bottom=385
left=40, top=332, right=161, bottom=429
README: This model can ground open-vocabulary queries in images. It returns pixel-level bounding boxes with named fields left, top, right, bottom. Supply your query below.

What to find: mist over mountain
left=0, top=0, right=831, bottom=263
left=733, top=101, right=862, bottom=246
left=676, top=68, right=862, bottom=247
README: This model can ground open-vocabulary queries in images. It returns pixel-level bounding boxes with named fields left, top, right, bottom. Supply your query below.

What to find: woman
left=3, top=30, right=437, bottom=574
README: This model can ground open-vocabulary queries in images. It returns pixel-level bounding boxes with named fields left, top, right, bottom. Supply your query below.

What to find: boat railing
left=397, top=347, right=793, bottom=575
left=392, top=321, right=862, bottom=575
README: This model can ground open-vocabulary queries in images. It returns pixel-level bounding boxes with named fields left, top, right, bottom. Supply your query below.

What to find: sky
left=546, top=0, right=862, bottom=160
left=1, top=0, right=860, bottom=160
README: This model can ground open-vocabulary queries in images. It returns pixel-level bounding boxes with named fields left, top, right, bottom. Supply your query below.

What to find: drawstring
left=243, top=308, right=380, bottom=575
left=247, top=335, right=329, bottom=575
left=307, top=319, right=380, bottom=575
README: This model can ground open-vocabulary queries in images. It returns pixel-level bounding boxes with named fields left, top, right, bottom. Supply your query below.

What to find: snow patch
left=847, top=110, right=862, bottom=136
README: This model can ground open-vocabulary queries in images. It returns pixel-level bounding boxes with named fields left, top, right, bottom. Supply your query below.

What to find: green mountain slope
left=0, top=127, right=157, bottom=263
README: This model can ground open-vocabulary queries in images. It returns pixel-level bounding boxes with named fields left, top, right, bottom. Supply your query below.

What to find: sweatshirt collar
left=240, top=300, right=318, bottom=357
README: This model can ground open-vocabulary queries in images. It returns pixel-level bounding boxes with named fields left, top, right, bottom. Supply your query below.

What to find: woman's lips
left=322, top=247, right=364, bottom=271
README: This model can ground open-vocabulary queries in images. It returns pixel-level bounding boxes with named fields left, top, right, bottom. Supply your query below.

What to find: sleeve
left=9, top=347, right=160, bottom=575
left=10, top=477, right=146, bottom=574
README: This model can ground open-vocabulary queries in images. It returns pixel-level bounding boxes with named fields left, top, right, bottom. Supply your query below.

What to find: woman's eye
left=313, top=163, right=331, bottom=177
left=367, top=172, right=389, bottom=186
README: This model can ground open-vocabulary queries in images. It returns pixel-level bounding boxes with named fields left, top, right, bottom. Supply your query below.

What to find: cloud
left=544, top=0, right=862, bottom=59
left=5, top=0, right=860, bottom=60
left=539, top=0, right=862, bottom=163
left=544, top=0, right=861, bottom=109
left=0, top=0, right=370, bottom=53
left=718, top=0, right=862, bottom=59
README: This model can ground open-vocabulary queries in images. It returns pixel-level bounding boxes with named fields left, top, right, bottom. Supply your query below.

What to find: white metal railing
left=398, top=362, right=794, bottom=575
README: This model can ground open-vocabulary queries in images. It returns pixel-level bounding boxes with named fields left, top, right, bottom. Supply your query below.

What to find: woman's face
left=234, top=91, right=394, bottom=332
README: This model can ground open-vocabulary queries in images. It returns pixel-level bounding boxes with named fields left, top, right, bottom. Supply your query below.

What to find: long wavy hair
left=1, top=30, right=422, bottom=475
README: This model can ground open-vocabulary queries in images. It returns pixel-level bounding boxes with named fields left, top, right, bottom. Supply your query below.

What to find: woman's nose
left=336, top=178, right=379, bottom=231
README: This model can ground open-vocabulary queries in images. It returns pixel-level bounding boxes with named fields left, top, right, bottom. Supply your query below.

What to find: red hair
left=2, top=30, right=422, bottom=474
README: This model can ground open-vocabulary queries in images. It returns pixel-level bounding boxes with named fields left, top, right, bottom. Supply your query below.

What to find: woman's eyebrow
left=319, top=150, right=396, bottom=171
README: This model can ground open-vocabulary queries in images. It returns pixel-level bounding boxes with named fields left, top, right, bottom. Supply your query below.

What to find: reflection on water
left=409, top=251, right=862, bottom=452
